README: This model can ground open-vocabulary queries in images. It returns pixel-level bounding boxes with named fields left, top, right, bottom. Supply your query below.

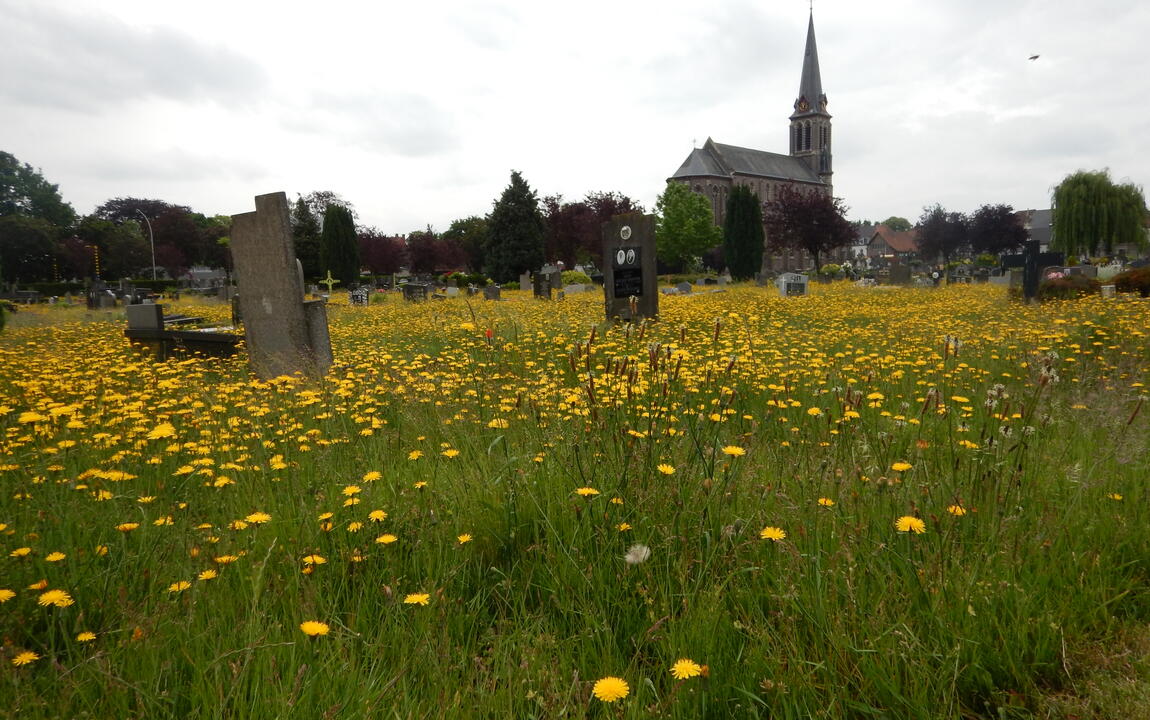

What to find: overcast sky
left=3, top=0, right=1147, bottom=233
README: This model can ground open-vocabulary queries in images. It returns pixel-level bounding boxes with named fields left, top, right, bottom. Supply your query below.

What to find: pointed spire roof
left=792, top=11, right=827, bottom=118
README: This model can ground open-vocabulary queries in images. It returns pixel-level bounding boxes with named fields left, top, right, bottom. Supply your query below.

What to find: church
left=669, top=12, right=835, bottom=272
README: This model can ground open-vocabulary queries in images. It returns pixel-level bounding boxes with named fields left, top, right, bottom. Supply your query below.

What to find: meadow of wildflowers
left=1, top=284, right=1148, bottom=718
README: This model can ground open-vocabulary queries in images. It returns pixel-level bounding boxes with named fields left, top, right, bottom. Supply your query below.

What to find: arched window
left=803, top=123, right=811, bottom=151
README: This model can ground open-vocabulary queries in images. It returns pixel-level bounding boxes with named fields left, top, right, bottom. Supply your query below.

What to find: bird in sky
left=1029, top=54, right=1040, bottom=61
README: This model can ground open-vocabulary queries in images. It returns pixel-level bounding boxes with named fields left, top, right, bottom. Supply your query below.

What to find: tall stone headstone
left=602, top=212, right=657, bottom=321
left=230, top=192, right=333, bottom=379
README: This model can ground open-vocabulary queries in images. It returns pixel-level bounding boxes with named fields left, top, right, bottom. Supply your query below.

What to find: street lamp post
left=136, top=209, right=156, bottom=281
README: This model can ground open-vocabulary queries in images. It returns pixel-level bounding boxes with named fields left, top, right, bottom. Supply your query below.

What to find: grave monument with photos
left=601, top=212, right=657, bottom=321
left=230, top=192, right=333, bottom=379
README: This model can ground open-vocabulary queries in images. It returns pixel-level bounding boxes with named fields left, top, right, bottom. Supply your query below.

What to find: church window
left=803, top=123, right=811, bottom=151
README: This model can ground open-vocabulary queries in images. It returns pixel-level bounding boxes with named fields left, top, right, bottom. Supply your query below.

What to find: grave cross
left=320, top=271, right=340, bottom=294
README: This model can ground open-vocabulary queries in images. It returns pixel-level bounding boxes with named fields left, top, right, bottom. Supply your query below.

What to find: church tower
left=789, top=12, right=832, bottom=190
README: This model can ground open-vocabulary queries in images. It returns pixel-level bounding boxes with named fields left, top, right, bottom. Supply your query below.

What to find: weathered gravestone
left=402, top=283, right=429, bottom=302
left=519, top=273, right=532, bottom=291
left=776, top=272, right=808, bottom=297
left=230, top=192, right=333, bottom=379
left=348, top=288, right=370, bottom=306
left=483, top=285, right=501, bottom=301
left=888, top=265, right=912, bottom=285
left=602, top=212, right=657, bottom=321
left=533, top=273, right=552, bottom=300
left=676, top=281, right=693, bottom=295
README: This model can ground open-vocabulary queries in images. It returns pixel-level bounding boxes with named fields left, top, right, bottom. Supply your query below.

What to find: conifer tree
left=723, top=185, right=765, bottom=279
left=484, top=171, right=545, bottom=283
left=320, top=204, right=360, bottom=285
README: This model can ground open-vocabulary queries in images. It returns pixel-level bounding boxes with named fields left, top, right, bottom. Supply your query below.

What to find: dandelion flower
left=198, top=569, right=218, bottom=581
left=442, top=449, right=460, bottom=458
left=616, top=523, right=632, bottom=531
left=245, top=512, right=271, bottom=524
left=168, top=581, right=191, bottom=593
left=404, top=593, right=430, bottom=606
left=807, top=407, right=823, bottom=416
left=146, top=422, right=177, bottom=440
left=116, top=522, right=139, bottom=532
left=895, top=516, right=926, bottom=534
left=760, top=526, right=786, bottom=541
left=624, top=544, right=651, bottom=565
left=76, top=631, right=96, bottom=642
left=376, top=534, right=398, bottom=545
left=10, top=547, right=31, bottom=558
left=891, top=461, right=913, bottom=472
left=487, top=418, right=509, bottom=429
left=457, top=534, right=472, bottom=544
left=575, top=487, right=600, bottom=497
left=28, top=579, right=48, bottom=590
left=592, top=676, right=629, bottom=702
left=817, top=497, right=835, bottom=507
left=11, top=651, right=39, bottom=666
left=721, top=446, right=745, bottom=457
left=1108, top=493, right=1123, bottom=501
left=302, top=554, right=327, bottom=565
left=362, top=470, right=382, bottom=482
left=657, top=464, right=675, bottom=475
left=45, top=552, right=66, bottom=562
left=946, top=505, right=967, bottom=516
left=407, top=450, right=424, bottom=460
left=670, top=658, right=703, bottom=680
left=0, top=589, right=15, bottom=603
left=300, top=620, right=330, bottom=636
left=38, top=589, right=74, bottom=607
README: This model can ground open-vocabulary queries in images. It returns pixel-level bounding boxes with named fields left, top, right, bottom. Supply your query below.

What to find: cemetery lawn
left=2, top=284, right=1150, bottom=719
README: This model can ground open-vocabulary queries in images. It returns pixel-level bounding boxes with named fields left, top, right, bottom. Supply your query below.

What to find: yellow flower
left=146, top=422, right=177, bottom=440
left=28, top=579, right=48, bottom=590
left=45, top=551, right=66, bottom=562
left=760, top=526, right=786, bottom=541
left=198, top=569, right=218, bottom=581
left=168, top=581, right=191, bottom=593
left=487, top=418, right=509, bottom=429
left=362, top=470, right=382, bottom=482
left=670, top=658, right=703, bottom=680
left=300, top=620, right=330, bottom=636
left=368, top=510, right=387, bottom=522
left=442, top=448, right=460, bottom=458
left=11, top=650, right=39, bottom=666
left=302, top=554, right=327, bottom=565
left=116, top=522, right=139, bottom=532
left=343, top=485, right=362, bottom=496
left=592, top=676, right=629, bottom=702
left=407, top=450, right=423, bottom=460
left=214, top=555, right=239, bottom=565
left=10, top=547, right=31, bottom=558
left=616, top=523, right=632, bottom=531
left=720, top=445, right=745, bottom=456
left=657, top=464, right=675, bottom=475
left=1108, top=493, right=1123, bottom=501
left=891, top=461, right=913, bottom=472
left=0, top=589, right=15, bottom=603
left=895, top=516, right=926, bottom=534
left=413, top=481, right=427, bottom=489
left=245, top=512, right=271, bottom=524
left=38, top=589, right=74, bottom=607
left=575, top=487, right=600, bottom=497
left=817, top=497, right=835, bottom=507
left=946, top=505, right=967, bottom=516
left=76, top=631, right=96, bottom=642
left=457, top=534, right=472, bottom=544
left=376, top=534, right=398, bottom=545
left=404, top=593, right=430, bottom=606
left=807, top=407, right=823, bottom=416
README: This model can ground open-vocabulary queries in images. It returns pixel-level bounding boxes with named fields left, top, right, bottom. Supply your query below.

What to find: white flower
left=624, top=544, right=651, bottom=565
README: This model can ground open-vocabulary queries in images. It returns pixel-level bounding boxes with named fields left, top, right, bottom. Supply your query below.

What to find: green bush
left=1113, top=267, right=1150, bottom=297
left=561, top=270, right=592, bottom=285
left=1038, top=274, right=1101, bottom=300
left=441, top=271, right=489, bottom=287
left=819, top=263, right=841, bottom=277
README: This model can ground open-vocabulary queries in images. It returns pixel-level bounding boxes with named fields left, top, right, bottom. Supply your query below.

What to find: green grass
left=0, top=285, right=1148, bottom=718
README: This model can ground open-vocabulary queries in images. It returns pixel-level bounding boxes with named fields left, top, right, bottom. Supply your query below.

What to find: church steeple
left=790, top=11, right=832, bottom=186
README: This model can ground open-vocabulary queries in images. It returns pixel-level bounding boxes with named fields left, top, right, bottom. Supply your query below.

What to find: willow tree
left=1051, top=170, right=1147, bottom=257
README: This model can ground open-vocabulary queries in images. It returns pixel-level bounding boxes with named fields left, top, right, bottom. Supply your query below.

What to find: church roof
left=670, top=138, right=824, bottom=184
left=792, top=11, right=828, bottom=118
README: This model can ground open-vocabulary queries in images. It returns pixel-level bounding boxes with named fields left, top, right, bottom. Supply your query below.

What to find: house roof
left=670, top=138, right=824, bottom=184
left=871, top=224, right=919, bottom=253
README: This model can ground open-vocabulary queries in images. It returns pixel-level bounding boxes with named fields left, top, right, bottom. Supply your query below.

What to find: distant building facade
left=669, top=12, right=837, bottom=272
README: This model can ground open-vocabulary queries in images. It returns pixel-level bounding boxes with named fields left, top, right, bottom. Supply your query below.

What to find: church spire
left=792, top=11, right=826, bottom=118
left=789, top=10, right=832, bottom=186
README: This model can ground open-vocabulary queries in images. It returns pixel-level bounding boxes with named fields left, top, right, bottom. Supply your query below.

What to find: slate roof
left=670, top=138, right=824, bottom=184
left=793, top=11, right=828, bottom=118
